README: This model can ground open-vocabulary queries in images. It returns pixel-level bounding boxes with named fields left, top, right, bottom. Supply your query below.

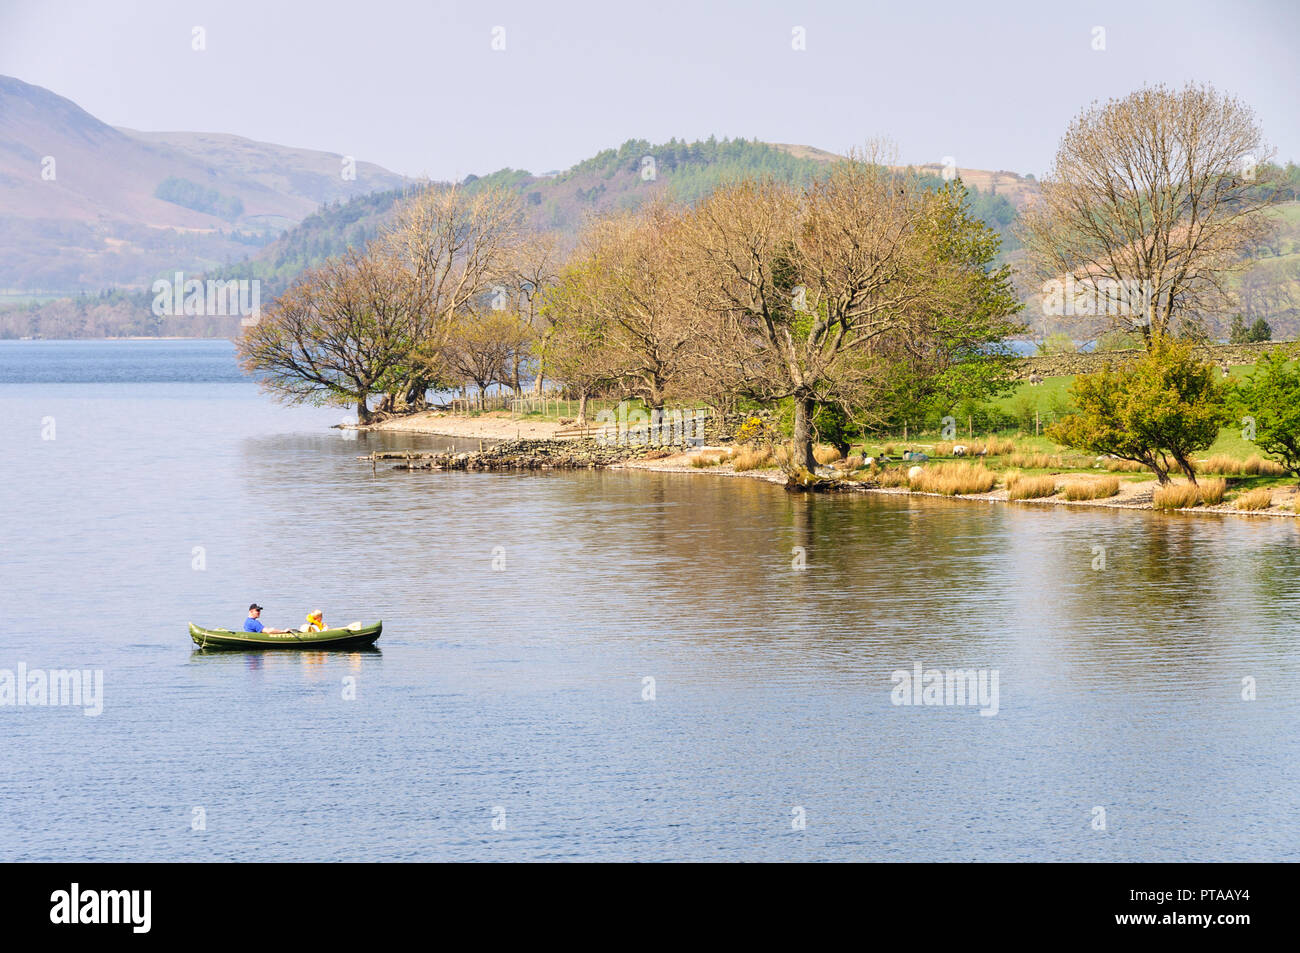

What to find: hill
left=0, top=75, right=408, bottom=294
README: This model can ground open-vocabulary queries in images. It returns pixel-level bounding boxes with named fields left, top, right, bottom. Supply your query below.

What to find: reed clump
left=1243, top=455, right=1285, bottom=476
left=1201, top=454, right=1285, bottom=476
left=813, top=444, right=843, bottom=465
left=1059, top=476, right=1121, bottom=500
left=909, top=463, right=999, bottom=495
left=1153, top=478, right=1226, bottom=510
left=1005, top=473, right=1058, bottom=500
left=1007, top=451, right=1061, bottom=470
left=730, top=447, right=775, bottom=471
left=1199, top=478, right=1227, bottom=505
left=1234, top=488, right=1274, bottom=511
left=875, top=467, right=913, bottom=488
left=1101, top=457, right=1147, bottom=472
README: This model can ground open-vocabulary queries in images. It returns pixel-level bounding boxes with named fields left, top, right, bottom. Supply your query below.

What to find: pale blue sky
left=2, top=0, right=1296, bottom=180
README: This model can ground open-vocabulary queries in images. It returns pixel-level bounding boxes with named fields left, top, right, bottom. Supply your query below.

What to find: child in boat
left=300, top=610, right=326, bottom=633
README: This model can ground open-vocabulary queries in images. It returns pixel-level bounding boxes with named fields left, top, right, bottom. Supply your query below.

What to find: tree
left=560, top=203, right=699, bottom=412
left=498, top=231, right=564, bottom=396
left=681, top=150, right=1019, bottom=471
left=1048, top=338, right=1230, bottom=484
left=867, top=180, right=1024, bottom=432
left=542, top=278, right=616, bottom=424
left=1248, top=316, right=1272, bottom=342
left=379, top=184, right=524, bottom=409
left=423, top=310, right=535, bottom=401
left=1234, top=349, right=1300, bottom=479
left=1228, top=313, right=1250, bottom=344
left=1019, top=83, right=1279, bottom=341
left=238, top=252, right=422, bottom=423
left=681, top=155, right=932, bottom=471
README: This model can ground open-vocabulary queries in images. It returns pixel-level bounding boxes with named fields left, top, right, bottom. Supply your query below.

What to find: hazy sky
left=2, top=0, right=1297, bottom=180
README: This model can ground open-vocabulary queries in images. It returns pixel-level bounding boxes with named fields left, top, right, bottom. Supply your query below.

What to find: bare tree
left=498, top=231, right=564, bottom=395
left=681, top=150, right=935, bottom=471
left=560, top=203, right=699, bottom=412
left=379, top=184, right=524, bottom=408
left=238, top=251, right=421, bottom=423
left=1018, top=82, right=1279, bottom=341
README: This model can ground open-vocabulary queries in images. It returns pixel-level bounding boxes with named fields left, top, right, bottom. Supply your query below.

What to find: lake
left=1, top=339, right=1297, bottom=861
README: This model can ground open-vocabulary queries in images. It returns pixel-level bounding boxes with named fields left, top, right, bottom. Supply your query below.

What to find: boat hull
left=189, top=621, right=382, bottom=650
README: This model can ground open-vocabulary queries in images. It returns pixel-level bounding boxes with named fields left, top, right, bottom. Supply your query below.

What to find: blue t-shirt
left=243, top=617, right=264, bottom=632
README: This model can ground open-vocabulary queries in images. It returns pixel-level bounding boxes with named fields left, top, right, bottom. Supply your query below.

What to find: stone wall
left=1013, top=341, right=1296, bottom=379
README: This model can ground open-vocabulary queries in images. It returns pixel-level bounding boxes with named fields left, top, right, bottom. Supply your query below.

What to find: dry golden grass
left=1007, top=451, right=1062, bottom=470
left=844, top=454, right=864, bottom=470
left=875, top=467, right=913, bottom=487
left=946, top=436, right=1017, bottom=457
left=690, top=453, right=725, bottom=468
left=1153, top=478, right=1226, bottom=510
left=1234, top=488, right=1274, bottom=511
left=1005, top=473, right=1058, bottom=500
left=1202, top=454, right=1242, bottom=475
left=909, top=463, right=999, bottom=495
left=1201, top=454, right=1286, bottom=476
left=1243, top=455, right=1285, bottom=476
left=1059, top=476, right=1121, bottom=500
left=773, top=444, right=793, bottom=467
left=1199, top=477, right=1227, bottom=505
left=813, top=443, right=842, bottom=465
left=730, top=447, right=775, bottom=471
left=1101, top=457, right=1147, bottom=472
left=946, top=434, right=1013, bottom=457
left=1152, top=482, right=1200, bottom=510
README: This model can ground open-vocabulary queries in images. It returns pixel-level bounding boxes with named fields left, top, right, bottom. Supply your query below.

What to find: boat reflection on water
left=190, top=646, right=380, bottom=674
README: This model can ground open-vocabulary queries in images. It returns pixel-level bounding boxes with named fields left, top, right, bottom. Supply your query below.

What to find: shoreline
left=618, top=454, right=1300, bottom=518
left=356, top=412, right=1299, bottom=520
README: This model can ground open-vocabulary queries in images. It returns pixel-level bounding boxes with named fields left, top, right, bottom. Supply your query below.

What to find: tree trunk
left=356, top=397, right=371, bottom=425
left=792, top=395, right=817, bottom=471
left=577, top=391, right=589, bottom=425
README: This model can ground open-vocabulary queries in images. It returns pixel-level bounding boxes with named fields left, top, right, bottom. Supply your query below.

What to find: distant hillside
left=767, top=143, right=1042, bottom=211
left=123, top=129, right=407, bottom=212
left=0, top=136, right=1057, bottom=339
left=0, top=75, right=408, bottom=293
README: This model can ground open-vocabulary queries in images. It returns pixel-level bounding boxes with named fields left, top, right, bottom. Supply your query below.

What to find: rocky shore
left=360, top=437, right=668, bottom=471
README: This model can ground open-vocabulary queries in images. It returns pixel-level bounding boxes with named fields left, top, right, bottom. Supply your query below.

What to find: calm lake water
left=1, top=339, right=1297, bottom=861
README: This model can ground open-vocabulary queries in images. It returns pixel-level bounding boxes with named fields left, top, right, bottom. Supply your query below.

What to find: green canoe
left=189, top=621, right=382, bottom=650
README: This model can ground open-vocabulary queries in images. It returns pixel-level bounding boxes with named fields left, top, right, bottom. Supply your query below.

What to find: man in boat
left=244, top=603, right=290, bottom=634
